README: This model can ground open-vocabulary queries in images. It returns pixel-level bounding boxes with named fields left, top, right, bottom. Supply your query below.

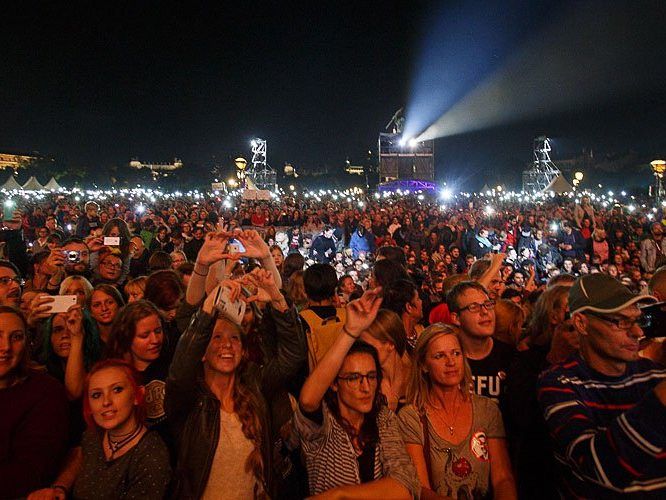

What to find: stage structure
left=522, top=136, right=561, bottom=193
left=247, top=138, right=277, bottom=190
left=377, top=133, right=435, bottom=192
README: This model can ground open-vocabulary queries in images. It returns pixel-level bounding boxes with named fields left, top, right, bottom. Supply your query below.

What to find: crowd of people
left=1, top=189, right=665, bottom=499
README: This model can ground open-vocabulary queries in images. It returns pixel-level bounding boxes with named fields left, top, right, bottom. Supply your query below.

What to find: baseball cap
left=569, top=274, right=656, bottom=315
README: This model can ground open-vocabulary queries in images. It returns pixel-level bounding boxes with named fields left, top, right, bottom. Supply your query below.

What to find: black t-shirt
left=467, top=339, right=515, bottom=410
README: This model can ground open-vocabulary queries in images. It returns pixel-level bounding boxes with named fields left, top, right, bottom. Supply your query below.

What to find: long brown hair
left=363, top=309, right=408, bottom=357
left=212, top=317, right=266, bottom=484
left=526, top=285, right=569, bottom=347
left=323, top=341, right=383, bottom=451
left=105, top=300, right=162, bottom=360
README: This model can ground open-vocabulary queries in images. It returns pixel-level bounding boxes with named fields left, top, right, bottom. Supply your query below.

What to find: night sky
left=2, top=1, right=665, bottom=189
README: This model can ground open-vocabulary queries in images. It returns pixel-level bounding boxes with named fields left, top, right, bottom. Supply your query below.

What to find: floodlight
left=136, top=205, right=145, bottom=214
left=440, top=188, right=452, bottom=200
left=408, top=138, right=418, bottom=148
left=574, top=172, right=584, bottom=181
left=251, top=140, right=257, bottom=147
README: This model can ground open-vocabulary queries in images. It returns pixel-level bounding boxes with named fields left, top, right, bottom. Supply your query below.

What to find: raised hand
left=43, top=249, right=66, bottom=275
left=196, top=231, right=238, bottom=266
left=235, top=229, right=271, bottom=259
left=27, top=294, right=55, bottom=328
left=344, top=287, right=383, bottom=337
left=241, top=268, right=281, bottom=303
left=85, top=236, right=105, bottom=253
left=65, top=304, right=84, bottom=337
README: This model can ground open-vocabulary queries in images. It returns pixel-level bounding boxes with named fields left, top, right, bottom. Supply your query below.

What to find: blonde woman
left=398, top=324, right=516, bottom=499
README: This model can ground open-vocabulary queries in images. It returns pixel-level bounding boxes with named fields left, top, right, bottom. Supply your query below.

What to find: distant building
left=0, top=152, right=37, bottom=170
left=129, top=158, right=183, bottom=178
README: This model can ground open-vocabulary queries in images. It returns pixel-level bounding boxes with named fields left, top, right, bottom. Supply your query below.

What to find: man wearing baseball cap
left=538, top=274, right=666, bottom=497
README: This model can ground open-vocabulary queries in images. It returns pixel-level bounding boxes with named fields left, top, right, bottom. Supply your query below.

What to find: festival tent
left=480, top=183, right=492, bottom=193
left=1, top=176, right=22, bottom=190
left=22, top=176, right=44, bottom=191
left=43, top=177, right=62, bottom=191
left=543, top=175, right=573, bottom=194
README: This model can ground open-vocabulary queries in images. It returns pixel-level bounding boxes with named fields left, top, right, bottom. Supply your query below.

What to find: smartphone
left=104, top=237, right=121, bottom=246
left=3, top=200, right=15, bottom=221
left=214, top=286, right=246, bottom=323
left=228, top=243, right=240, bottom=254
left=46, top=295, right=77, bottom=314
left=640, top=301, right=666, bottom=339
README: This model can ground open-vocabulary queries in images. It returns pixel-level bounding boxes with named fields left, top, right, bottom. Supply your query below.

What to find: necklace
left=431, top=391, right=462, bottom=436
left=107, top=422, right=143, bottom=459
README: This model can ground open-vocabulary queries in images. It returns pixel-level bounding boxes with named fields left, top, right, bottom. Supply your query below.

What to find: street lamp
left=650, top=160, right=665, bottom=203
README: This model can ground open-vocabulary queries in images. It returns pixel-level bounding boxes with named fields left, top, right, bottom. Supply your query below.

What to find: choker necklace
left=107, top=422, right=143, bottom=458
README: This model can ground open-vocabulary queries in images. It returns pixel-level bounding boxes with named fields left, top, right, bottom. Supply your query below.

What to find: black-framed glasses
left=101, top=261, right=122, bottom=270
left=0, top=276, right=25, bottom=287
left=457, top=300, right=496, bottom=314
left=584, top=311, right=648, bottom=331
left=337, top=372, right=379, bottom=388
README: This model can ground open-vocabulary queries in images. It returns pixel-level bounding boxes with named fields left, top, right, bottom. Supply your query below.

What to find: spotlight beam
left=408, top=2, right=666, bottom=142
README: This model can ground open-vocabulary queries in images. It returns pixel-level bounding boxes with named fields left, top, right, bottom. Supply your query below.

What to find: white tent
left=22, top=176, right=44, bottom=191
left=480, top=183, right=492, bottom=193
left=543, top=175, right=573, bottom=194
left=1, top=176, right=22, bottom=190
left=43, top=177, right=62, bottom=191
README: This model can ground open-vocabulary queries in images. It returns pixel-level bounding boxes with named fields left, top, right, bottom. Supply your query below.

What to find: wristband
left=342, top=325, right=360, bottom=340
left=193, top=264, right=210, bottom=276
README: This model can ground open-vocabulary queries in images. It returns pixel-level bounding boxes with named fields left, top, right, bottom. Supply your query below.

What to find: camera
left=640, top=301, right=666, bottom=339
left=63, top=250, right=81, bottom=263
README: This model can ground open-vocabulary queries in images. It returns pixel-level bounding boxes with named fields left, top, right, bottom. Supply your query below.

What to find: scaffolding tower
left=522, top=136, right=561, bottom=193
left=247, top=138, right=277, bottom=190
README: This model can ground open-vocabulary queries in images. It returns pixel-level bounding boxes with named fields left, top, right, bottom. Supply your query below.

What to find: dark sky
left=2, top=1, right=665, bottom=189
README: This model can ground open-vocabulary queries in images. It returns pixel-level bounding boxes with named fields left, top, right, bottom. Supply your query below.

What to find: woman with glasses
left=398, top=324, right=516, bottom=499
left=94, top=246, right=125, bottom=287
left=295, top=288, right=419, bottom=498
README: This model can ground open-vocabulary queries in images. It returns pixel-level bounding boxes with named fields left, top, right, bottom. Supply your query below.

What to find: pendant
left=448, top=426, right=454, bottom=435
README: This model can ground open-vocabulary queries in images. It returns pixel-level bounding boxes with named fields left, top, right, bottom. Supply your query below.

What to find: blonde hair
left=406, top=323, right=473, bottom=412
left=59, top=275, right=93, bottom=303
left=124, top=276, right=147, bottom=299
left=284, top=270, right=308, bottom=311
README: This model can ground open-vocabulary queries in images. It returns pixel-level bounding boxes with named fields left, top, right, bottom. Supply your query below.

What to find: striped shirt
left=293, top=402, right=420, bottom=498
left=537, top=354, right=666, bottom=497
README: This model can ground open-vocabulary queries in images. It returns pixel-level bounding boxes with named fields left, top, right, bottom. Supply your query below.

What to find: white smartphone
left=228, top=243, right=240, bottom=254
left=104, top=237, right=121, bottom=246
left=47, top=295, right=78, bottom=314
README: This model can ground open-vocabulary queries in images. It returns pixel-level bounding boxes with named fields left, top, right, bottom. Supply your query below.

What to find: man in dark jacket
left=310, top=226, right=336, bottom=263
